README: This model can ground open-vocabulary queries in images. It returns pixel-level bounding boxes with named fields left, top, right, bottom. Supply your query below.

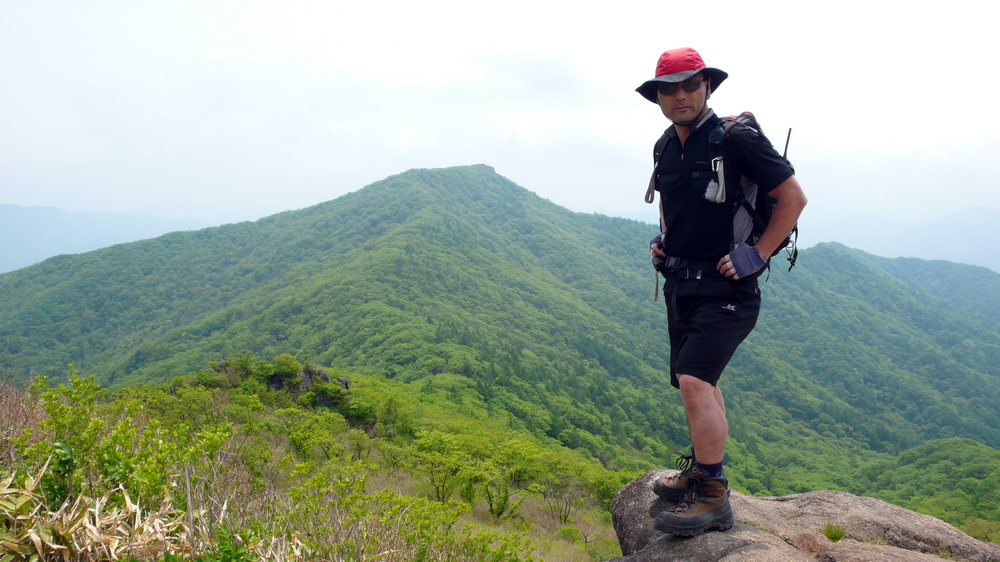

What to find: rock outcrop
left=611, top=469, right=1000, bottom=561
left=266, top=364, right=332, bottom=393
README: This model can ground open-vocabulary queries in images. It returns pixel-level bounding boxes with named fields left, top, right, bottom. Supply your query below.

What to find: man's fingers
left=719, top=255, right=739, bottom=279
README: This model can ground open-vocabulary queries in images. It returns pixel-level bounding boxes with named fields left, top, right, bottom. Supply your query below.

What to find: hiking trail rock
left=611, top=469, right=1000, bottom=561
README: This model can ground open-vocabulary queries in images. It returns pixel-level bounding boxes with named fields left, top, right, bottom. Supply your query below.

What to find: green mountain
left=2, top=164, right=999, bottom=496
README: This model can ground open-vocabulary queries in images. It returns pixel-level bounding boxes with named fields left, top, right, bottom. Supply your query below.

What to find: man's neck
left=675, top=124, right=695, bottom=145
left=673, top=108, right=714, bottom=145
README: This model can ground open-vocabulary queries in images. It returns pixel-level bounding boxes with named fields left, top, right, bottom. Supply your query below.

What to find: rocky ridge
left=611, top=469, right=1000, bottom=561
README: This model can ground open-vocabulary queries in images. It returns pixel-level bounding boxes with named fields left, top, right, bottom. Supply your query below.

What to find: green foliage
left=411, top=430, right=471, bottom=503
left=372, top=436, right=409, bottom=475
left=482, top=457, right=533, bottom=521
left=14, top=367, right=106, bottom=505
left=272, top=407, right=346, bottom=461
left=272, top=353, right=302, bottom=376
left=556, top=525, right=581, bottom=543
left=823, top=523, right=845, bottom=542
left=484, top=473, right=524, bottom=520
left=12, top=368, right=231, bottom=511
left=855, top=437, right=1000, bottom=530
left=345, top=428, right=371, bottom=461
left=962, top=517, right=1000, bottom=544
left=200, top=525, right=260, bottom=562
left=3, top=360, right=552, bottom=560
left=585, top=539, right=624, bottom=561
left=1, top=165, right=999, bottom=538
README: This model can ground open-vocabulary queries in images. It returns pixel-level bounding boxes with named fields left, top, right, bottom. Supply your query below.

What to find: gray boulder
left=611, top=469, right=1000, bottom=561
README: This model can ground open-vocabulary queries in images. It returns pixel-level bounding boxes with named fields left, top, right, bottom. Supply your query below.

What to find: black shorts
left=665, top=274, right=760, bottom=388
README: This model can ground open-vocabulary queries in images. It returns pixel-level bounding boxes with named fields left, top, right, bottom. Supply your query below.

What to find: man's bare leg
left=650, top=375, right=729, bottom=501
left=678, top=374, right=727, bottom=464
left=655, top=373, right=734, bottom=535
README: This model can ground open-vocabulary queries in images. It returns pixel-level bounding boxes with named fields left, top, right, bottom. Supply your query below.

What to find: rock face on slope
left=611, top=469, right=1000, bottom=561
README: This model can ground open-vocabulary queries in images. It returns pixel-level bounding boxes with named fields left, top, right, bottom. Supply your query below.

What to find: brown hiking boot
left=653, top=471, right=733, bottom=536
left=651, top=449, right=695, bottom=501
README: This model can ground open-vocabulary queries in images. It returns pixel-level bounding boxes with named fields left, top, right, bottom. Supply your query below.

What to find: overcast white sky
left=3, top=1, right=999, bottom=247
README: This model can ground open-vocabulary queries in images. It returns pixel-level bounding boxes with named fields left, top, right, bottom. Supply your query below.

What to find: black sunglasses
left=656, top=76, right=706, bottom=96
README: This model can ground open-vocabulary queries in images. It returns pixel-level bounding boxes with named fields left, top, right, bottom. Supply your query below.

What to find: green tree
left=412, top=430, right=468, bottom=502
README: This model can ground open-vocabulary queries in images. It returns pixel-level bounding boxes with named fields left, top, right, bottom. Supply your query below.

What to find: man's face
left=656, top=73, right=710, bottom=126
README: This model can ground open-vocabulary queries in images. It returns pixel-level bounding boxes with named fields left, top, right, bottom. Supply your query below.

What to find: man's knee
left=677, top=374, right=716, bottom=402
left=677, top=373, right=714, bottom=390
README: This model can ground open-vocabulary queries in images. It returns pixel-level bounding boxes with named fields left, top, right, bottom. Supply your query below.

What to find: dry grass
left=0, top=449, right=532, bottom=561
left=0, top=378, right=43, bottom=465
left=0, top=381, right=307, bottom=561
left=0, top=460, right=309, bottom=561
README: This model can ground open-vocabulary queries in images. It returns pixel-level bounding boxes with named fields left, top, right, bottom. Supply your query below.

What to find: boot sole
left=653, top=504, right=734, bottom=537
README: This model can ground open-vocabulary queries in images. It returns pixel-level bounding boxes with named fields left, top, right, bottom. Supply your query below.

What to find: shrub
left=556, top=525, right=581, bottom=543
left=823, top=522, right=845, bottom=542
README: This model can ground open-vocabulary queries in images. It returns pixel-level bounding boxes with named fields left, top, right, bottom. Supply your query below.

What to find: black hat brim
left=636, top=67, right=728, bottom=103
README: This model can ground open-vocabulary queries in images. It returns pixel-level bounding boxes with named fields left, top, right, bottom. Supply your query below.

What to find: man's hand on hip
left=650, top=232, right=666, bottom=258
left=718, top=243, right=765, bottom=280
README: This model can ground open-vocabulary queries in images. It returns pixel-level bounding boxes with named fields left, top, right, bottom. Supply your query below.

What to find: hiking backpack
left=644, top=111, right=799, bottom=271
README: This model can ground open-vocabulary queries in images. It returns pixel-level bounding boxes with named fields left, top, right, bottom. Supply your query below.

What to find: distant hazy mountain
left=0, top=205, right=208, bottom=273
left=805, top=206, right=1000, bottom=273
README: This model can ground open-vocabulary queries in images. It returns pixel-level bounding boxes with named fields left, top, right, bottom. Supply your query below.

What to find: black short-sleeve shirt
left=655, top=112, right=793, bottom=261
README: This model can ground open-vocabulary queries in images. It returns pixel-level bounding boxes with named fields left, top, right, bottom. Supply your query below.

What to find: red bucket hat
left=636, top=47, right=728, bottom=103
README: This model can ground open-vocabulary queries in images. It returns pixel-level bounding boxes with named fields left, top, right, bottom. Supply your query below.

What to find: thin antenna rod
left=783, top=128, right=792, bottom=159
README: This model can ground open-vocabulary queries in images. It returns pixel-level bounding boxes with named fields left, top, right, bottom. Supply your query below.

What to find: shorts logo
left=722, top=304, right=737, bottom=312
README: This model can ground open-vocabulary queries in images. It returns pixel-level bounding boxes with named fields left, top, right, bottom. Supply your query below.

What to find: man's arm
left=717, top=175, right=807, bottom=279
left=755, top=175, right=807, bottom=258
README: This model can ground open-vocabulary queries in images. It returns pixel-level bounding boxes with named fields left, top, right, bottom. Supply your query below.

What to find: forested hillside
left=2, top=165, right=999, bottom=544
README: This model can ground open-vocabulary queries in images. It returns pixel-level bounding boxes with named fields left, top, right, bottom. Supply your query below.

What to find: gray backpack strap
left=646, top=131, right=673, bottom=231
left=644, top=169, right=657, bottom=204
left=710, top=115, right=766, bottom=249
left=731, top=176, right=759, bottom=246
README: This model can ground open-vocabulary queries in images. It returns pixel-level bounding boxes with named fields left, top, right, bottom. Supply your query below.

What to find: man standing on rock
left=637, top=47, right=807, bottom=536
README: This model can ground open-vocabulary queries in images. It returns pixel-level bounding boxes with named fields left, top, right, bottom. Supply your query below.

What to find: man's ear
left=705, top=78, right=712, bottom=100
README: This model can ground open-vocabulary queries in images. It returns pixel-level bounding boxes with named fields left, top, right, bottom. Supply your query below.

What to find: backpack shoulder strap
left=645, top=130, right=673, bottom=232
left=710, top=113, right=768, bottom=230
left=644, top=130, right=672, bottom=204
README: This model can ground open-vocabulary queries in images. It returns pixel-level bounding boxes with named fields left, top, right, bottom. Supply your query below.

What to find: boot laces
left=671, top=476, right=731, bottom=514
left=673, top=449, right=695, bottom=473
left=670, top=486, right=701, bottom=513
left=664, top=450, right=696, bottom=485
left=669, top=468, right=712, bottom=512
